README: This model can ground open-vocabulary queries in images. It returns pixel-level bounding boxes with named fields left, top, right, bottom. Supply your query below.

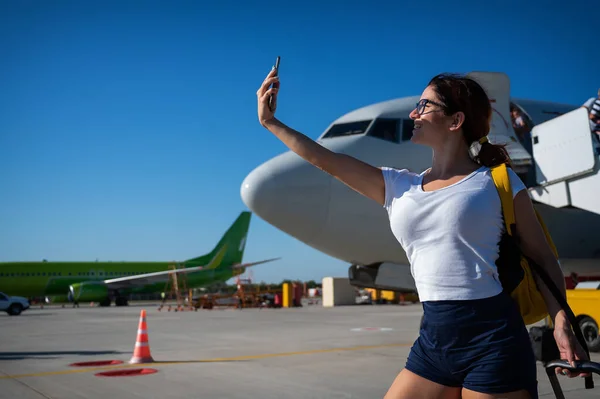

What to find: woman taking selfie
left=256, top=67, right=588, bottom=399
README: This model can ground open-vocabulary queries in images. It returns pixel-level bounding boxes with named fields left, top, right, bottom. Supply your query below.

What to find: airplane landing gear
left=115, top=297, right=129, bottom=306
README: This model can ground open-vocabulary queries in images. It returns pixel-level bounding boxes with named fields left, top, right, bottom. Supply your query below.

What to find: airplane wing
left=103, top=265, right=207, bottom=290
left=231, top=257, right=281, bottom=269
left=102, top=258, right=280, bottom=290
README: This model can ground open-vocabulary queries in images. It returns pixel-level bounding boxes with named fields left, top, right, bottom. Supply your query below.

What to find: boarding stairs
left=158, top=263, right=193, bottom=312
left=528, top=107, right=600, bottom=216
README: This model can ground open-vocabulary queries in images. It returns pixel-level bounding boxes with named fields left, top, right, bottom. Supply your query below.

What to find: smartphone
left=268, top=56, right=280, bottom=111
left=272, top=56, right=280, bottom=77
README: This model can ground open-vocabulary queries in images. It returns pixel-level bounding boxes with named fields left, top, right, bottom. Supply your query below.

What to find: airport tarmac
left=1, top=302, right=599, bottom=398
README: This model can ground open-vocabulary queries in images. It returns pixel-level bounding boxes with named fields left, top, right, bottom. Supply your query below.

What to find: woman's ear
left=448, top=111, right=465, bottom=131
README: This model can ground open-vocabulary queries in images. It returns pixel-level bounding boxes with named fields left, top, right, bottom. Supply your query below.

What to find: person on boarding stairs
left=256, top=69, right=590, bottom=399
left=583, top=89, right=600, bottom=154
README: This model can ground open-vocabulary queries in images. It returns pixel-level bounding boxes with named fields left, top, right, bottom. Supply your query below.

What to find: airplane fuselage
left=0, top=261, right=240, bottom=298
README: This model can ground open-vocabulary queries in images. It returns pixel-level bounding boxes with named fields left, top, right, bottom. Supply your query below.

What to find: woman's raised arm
left=256, top=69, right=385, bottom=206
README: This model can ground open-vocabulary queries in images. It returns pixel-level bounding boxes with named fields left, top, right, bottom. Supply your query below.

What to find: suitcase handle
left=543, top=360, right=598, bottom=399
left=544, top=359, right=596, bottom=397
left=545, top=359, right=600, bottom=375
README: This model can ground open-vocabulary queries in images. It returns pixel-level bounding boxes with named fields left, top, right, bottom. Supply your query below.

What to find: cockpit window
left=322, top=120, right=372, bottom=139
left=367, top=119, right=399, bottom=143
left=401, top=119, right=414, bottom=141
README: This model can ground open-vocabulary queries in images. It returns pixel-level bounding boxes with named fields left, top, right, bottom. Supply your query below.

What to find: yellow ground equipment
left=566, top=282, right=600, bottom=352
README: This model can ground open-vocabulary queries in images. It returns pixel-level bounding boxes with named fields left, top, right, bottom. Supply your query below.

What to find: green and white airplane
left=0, top=211, right=279, bottom=306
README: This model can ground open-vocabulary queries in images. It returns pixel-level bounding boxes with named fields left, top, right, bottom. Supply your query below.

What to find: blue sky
left=0, top=1, right=597, bottom=284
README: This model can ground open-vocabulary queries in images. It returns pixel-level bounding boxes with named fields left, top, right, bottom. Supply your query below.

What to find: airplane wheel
left=115, top=297, right=128, bottom=307
left=99, top=298, right=111, bottom=307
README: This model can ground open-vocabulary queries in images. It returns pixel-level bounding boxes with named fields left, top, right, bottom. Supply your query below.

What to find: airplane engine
left=69, top=282, right=109, bottom=303
left=348, top=262, right=416, bottom=293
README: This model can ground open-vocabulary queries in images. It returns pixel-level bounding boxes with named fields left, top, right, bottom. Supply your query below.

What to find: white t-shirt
left=381, top=165, right=526, bottom=302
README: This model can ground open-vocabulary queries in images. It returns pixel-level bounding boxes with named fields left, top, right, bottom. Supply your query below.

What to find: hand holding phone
left=268, top=56, right=280, bottom=112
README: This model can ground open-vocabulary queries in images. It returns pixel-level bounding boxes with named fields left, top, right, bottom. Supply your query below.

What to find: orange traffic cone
left=129, top=309, right=154, bottom=364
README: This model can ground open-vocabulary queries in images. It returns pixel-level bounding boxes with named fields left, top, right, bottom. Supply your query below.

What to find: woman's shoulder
left=380, top=166, right=421, bottom=179
left=478, top=164, right=527, bottom=198
left=380, top=167, right=422, bottom=209
left=380, top=166, right=422, bottom=187
left=380, top=167, right=418, bottom=213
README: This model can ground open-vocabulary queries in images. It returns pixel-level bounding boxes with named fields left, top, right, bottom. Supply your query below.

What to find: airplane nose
left=240, top=163, right=278, bottom=217
left=241, top=151, right=331, bottom=243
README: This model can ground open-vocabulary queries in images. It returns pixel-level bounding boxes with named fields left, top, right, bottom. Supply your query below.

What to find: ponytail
left=469, top=136, right=511, bottom=167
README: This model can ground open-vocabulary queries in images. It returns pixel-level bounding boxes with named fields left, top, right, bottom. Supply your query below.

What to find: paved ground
left=0, top=302, right=598, bottom=398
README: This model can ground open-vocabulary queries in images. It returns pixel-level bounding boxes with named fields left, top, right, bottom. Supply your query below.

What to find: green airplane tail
left=184, top=211, right=252, bottom=269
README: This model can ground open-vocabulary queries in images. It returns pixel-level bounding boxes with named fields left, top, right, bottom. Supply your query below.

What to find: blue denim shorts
left=405, top=291, right=538, bottom=398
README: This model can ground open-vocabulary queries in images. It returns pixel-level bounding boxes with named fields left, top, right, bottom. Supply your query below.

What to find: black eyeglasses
left=416, top=99, right=446, bottom=115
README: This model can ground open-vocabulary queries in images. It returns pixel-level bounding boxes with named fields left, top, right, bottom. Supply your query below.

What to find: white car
left=0, top=292, right=30, bottom=316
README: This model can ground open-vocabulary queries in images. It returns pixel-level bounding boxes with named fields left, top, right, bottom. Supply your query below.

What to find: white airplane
left=241, top=71, right=600, bottom=293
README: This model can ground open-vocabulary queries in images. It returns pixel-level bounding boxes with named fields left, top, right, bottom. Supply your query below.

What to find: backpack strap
left=490, top=163, right=515, bottom=235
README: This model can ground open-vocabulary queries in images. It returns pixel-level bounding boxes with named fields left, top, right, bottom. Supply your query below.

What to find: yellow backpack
left=490, top=163, right=554, bottom=325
